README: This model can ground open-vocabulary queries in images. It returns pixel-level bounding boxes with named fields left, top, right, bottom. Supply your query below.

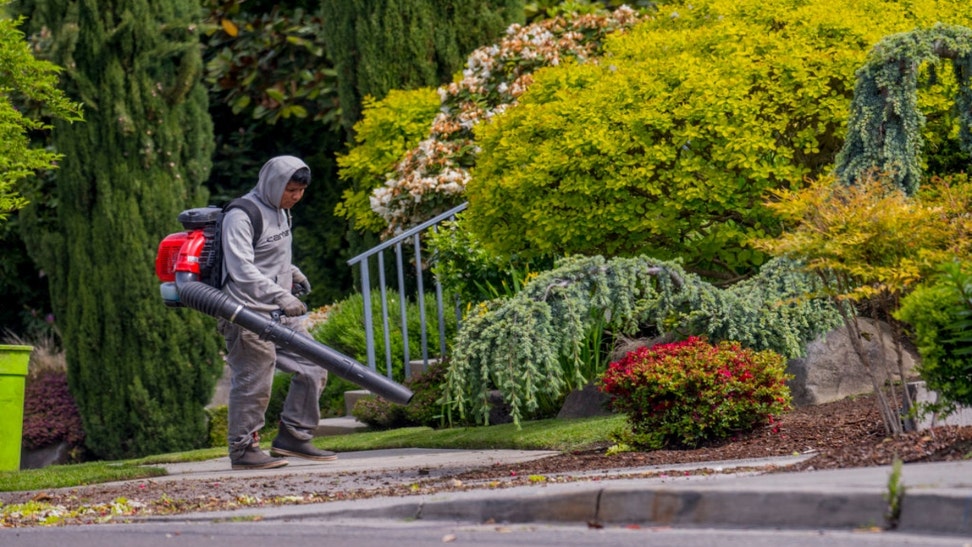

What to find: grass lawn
left=0, top=414, right=625, bottom=493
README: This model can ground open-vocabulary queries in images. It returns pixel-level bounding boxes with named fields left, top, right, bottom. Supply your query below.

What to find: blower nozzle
left=176, top=277, right=413, bottom=406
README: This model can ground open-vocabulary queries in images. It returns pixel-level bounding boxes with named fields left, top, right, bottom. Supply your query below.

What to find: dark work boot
left=231, top=433, right=289, bottom=470
left=270, top=424, right=337, bottom=461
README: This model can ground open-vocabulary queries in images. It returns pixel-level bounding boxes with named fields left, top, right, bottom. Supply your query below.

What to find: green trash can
left=0, top=344, right=32, bottom=471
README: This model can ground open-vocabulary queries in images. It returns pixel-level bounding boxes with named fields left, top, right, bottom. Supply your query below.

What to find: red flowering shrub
left=599, top=336, right=791, bottom=449
left=22, top=370, right=85, bottom=452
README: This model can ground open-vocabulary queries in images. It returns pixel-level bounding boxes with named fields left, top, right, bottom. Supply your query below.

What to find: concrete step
left=408, top=358, right=439, bottom=380
left=312, top=389, right=378, bottom=437
left=344, top=389, right=373, bottom=416
left=314, top=415, right=369, bottom=437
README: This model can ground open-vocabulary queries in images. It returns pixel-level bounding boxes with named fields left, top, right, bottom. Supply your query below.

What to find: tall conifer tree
left=15, top=0, right=222, bottom=459
left=322, top=0, right=524, bottom=133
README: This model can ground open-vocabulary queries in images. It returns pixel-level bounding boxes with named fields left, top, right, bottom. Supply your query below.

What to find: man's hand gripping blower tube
left=154, top=206, right=413, bottom=406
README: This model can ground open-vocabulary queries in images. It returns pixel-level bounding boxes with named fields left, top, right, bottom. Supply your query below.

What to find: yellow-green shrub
left=466, top=0, right=972, bottom=279
left=337, top=8, right=643, bottom=235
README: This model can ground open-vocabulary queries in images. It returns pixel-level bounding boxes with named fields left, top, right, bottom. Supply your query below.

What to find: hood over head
left=254, top=155, right=309, bottom=209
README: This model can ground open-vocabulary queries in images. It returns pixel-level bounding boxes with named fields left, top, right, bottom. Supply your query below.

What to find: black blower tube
left=176, top=277, right=413, bottom=405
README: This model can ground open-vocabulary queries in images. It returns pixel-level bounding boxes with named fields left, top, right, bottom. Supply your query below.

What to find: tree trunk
left=836, top=300, right=903, bottom=436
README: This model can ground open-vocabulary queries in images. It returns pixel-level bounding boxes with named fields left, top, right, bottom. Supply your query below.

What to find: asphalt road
left=3, top=519, right=971, bottom=547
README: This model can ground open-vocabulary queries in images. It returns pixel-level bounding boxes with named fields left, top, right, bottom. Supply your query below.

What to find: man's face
left=279, top=182, right=307, bottom=209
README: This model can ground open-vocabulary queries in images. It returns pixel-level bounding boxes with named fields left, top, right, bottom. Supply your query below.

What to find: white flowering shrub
left=353, top=6, right=642, bottom=235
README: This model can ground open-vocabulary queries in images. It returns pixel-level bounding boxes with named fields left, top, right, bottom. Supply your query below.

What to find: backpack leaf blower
left=155, top=206, right=413, bottom=406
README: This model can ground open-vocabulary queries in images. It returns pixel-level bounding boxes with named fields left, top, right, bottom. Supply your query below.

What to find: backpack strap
left=224, top=198, right=263, bottom=247
left=209, top=198, right=264, bottom=289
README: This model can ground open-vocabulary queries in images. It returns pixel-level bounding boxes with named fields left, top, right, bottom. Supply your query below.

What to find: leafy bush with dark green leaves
left=426, top=217, right=554, bottom=306
left=599, top=336, right=791, bottom=449
left=895, top=260, right=972, bottom=410
left=312, top=290, right=457, bottom=382
left=205, top=405, right=228, bottom=448
left=352, top=359, right=453, bottom=430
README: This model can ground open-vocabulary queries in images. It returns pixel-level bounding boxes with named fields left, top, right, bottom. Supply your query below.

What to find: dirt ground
left=456, top=391, right=972, bottom=479
left=2, top=392, right=971, bottom=526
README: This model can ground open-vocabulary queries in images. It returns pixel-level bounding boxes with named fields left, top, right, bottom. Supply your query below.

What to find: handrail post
left=359, top=260, right=376, bottom=371
left=395, top=242, right=410, bottom=378
left=377, top=252, right=392, bottom=378
left=433, top=225, right=447, bottom=358
left=414, top=233, right=429, bottom=366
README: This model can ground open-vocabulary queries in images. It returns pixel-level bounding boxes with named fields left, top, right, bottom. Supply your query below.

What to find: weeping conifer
left=321, top=0, right=524, bottom=133
left=16, top=0, right=222, bottom=459
left=835, top=24, right=972, bottom=195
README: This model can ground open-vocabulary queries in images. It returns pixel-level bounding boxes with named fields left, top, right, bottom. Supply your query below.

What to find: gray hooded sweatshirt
left=221, top=155, right=308, bottom=313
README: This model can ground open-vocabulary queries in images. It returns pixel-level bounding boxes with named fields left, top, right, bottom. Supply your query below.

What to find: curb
left=145, top=479, right=972, bottom=536
left=132, top=456, right=972, bottom=537
left=897, top=491, right=972, bottom=536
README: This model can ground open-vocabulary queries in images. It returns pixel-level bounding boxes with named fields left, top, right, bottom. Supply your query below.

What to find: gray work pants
left=218, top=315, right=327, bottom=461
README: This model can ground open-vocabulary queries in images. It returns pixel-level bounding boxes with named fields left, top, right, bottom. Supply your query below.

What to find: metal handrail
left=347, top=202, right=468, bottom=378
left=347, top=202, right=469, bottom=265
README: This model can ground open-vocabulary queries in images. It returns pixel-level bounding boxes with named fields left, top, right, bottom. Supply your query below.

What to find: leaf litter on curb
left=2, top=392, right=970, bottom=527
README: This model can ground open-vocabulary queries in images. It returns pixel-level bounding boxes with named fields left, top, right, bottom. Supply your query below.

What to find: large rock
left=487, top=390, right=513, bottom=425
left=786, top=318, right=918, bottom=407
left=557, top=382, right=613, bottom=419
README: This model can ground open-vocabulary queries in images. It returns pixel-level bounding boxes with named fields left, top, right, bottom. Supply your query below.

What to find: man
left=219, top=155, right=337, bottom=470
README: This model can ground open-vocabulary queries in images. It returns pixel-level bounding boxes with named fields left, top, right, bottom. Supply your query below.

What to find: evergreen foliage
left=201, top=2, right=335, bottom=127
left=321, top=0, right=525, bottom=134
left=835, top=24, right=972, bottom=195
left=444, top=255, right=840, bottom=426
left=15, top=0, right=223, bottom=459
left=466, top=0, right=972, bottom=279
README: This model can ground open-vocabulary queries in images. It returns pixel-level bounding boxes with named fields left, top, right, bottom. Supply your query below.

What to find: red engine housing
left=155, top=229, right=207, bottom=282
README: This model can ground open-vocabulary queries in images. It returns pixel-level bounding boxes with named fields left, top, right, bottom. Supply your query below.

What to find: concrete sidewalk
left=143, top=449, right=972, bottom=537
